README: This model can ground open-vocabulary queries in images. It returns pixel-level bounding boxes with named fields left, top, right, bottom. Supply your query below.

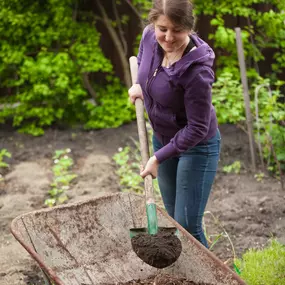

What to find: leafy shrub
left=212, top=72, right=245, bottom=124
left=194, top=0, right=285, bottom=79
left=85, top=78, right=136, bottom=129
left=0, top=0, right=119, bottom=135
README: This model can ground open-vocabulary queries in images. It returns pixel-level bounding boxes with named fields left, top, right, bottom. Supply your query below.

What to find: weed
left=203, top=211, right=236, bottom=260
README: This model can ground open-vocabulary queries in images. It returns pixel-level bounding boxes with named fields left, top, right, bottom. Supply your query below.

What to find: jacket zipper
left=146, top=67, right=159, bottom=95
left=146, top=66, right=160, bottom=128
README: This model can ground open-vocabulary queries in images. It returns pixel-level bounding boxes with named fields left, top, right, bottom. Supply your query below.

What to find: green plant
left=235, top=239, right=285, bottom=285
left=223, top=161, right=241, bottom=174
left=254, top=172, right=265, bottom=182
left=203, top=211, right=237, bottom=258
left=253, top=78, right=285, bottom=177
left=194, top=0, right=285, bottom=79
left=212, top=72, right=245, bottom=124
left=84, top=77, right=136, bottom=129
left=45, top=148, right=77, bottom=207
left=0, top=0, right=118, bottom=135
left=113, top=145, right=144, bottom=194
left=0, top=149, right=11, bottom=168
left=113, top=124, right=161, bottom=197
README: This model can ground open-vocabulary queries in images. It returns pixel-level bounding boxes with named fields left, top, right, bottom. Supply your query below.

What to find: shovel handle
left=129, top=56, right=155, bottom=204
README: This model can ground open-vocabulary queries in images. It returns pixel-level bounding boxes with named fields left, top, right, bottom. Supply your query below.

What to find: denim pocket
left=207, top=129, right=221, bottom=156
left=185, top=129, right=221, bottom=156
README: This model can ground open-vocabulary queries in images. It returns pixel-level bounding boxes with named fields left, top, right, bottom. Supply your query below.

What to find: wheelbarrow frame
left=11, top=192, right=246, bottom=285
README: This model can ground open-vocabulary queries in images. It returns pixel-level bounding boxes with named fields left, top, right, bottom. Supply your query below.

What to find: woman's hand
left=140, top=156, right=159, bottom=179
left=128, top=84, right=143, bottom=104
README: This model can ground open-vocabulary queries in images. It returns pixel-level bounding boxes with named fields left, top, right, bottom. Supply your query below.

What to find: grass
left=235, top=239, right=285, bottom=285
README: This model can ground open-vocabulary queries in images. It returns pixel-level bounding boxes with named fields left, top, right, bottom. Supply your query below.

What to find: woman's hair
left=148, top=0, right=195, bottom=31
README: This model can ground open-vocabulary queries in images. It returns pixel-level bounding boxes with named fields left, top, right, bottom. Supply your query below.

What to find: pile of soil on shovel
left=107, top=274, right=212, bottom=285
left=131, top=229, right=182, bottom=268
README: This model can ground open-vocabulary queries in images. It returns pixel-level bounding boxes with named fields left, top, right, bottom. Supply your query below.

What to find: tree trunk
left=95, top=0, right=131, bottom=87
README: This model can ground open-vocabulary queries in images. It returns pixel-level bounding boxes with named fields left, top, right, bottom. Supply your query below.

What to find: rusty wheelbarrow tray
left=11, top=192, right=246, bottom=285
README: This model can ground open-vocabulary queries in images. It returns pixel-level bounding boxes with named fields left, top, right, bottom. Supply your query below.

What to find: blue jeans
left=153, top=129, right=221, bottom=247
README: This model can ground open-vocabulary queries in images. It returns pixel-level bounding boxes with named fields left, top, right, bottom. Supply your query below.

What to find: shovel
left=128, top=56, right=182, bottom=269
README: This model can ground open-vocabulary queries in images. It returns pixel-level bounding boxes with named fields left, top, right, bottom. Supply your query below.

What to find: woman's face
left=154, top=15, right=190, bottom=53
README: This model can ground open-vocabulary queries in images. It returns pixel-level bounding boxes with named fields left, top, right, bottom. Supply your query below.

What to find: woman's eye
left=159, top=28, right=167, bottom=32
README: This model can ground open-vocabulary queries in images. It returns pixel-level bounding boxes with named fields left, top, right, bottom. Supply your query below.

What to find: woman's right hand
left=128, top=84, right=143, bottom=105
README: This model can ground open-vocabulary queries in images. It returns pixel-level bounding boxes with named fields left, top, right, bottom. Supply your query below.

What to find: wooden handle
left=129, top=56, right=155, bottom=204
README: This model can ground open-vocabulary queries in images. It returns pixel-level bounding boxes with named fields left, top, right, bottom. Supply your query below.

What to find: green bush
left=85, top=78, right=136, bottom=129
left=194, top=0, right=285, bottom=79
left=0, top=0, right=135, bottom=135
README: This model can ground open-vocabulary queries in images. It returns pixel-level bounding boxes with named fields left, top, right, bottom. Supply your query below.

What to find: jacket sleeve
left=137, top=34, right=144, bottom=68
left=137, top=25, right=151, bottom=68
left=154, top=67, right=215, bottom=163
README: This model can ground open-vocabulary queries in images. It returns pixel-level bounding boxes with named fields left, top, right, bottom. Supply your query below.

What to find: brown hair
left=148, top=0, right=195, bottom=31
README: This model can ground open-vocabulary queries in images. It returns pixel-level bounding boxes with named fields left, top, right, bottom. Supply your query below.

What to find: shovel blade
left=129, top=227, right=178, bottom=238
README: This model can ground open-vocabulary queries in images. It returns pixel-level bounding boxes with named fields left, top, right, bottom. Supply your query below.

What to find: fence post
left=235, top=27, right=257, bottom=172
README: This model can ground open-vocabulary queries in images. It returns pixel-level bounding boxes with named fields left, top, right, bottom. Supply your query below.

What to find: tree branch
left=72, top=0, right=78, bottom=21
left=82, top=73, right=98, bottom=105
left=247, top=17, right=260, bottom=75
left=112, top=0, right=128, bottom=56
left=122, top=0, right=144, bottom=28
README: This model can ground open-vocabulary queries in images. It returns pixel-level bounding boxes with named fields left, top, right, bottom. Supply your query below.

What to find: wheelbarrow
left=11, top=192, right=247, bottom=285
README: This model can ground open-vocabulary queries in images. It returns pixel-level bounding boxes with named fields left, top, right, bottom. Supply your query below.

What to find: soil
left=0, top=122, right=284, bottom=285
left=105, top=273, right=211, bottom=285
left=131, top=229, right=182, bottom=268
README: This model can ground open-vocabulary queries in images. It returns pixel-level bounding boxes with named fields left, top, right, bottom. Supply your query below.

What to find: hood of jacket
left=144, top=26, right=215, bottom=78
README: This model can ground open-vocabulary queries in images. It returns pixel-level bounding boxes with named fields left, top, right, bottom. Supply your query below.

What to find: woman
left=128, top=0, right=221, bottom=248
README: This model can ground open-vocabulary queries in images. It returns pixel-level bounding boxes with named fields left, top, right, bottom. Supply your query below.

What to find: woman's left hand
left=140, top=156, right=159, bottom=179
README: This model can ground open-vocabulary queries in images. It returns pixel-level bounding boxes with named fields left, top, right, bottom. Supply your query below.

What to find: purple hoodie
left=137, top=26, right=218, bottom=163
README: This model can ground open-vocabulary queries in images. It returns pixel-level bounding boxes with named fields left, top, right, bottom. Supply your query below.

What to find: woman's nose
left=165, top=31, right=174, bottom=42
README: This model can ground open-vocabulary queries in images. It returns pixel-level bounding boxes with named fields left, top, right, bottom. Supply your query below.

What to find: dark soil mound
left=110, top=274, right=211, bottom=284
left=131, top=229, right=182, bottom=268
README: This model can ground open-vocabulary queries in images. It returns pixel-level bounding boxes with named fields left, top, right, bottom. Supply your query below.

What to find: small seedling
left=112, top=129, right=161, bottom=198
left=113, top=145, right=144, bottom=194
left=254, top=172, right=265, bottom=182
left=0, top=149, right=12, bottom=169
left=223, top=161, right=241, bottom=174
left=45, top=148, right=77, bottom=207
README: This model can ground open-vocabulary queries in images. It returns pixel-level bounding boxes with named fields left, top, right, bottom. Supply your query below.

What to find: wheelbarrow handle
left=129, top=56, right=155, bottom=204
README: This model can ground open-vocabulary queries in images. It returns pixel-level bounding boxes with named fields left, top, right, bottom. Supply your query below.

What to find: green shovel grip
left=146, top=203, right=158, bottom=235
